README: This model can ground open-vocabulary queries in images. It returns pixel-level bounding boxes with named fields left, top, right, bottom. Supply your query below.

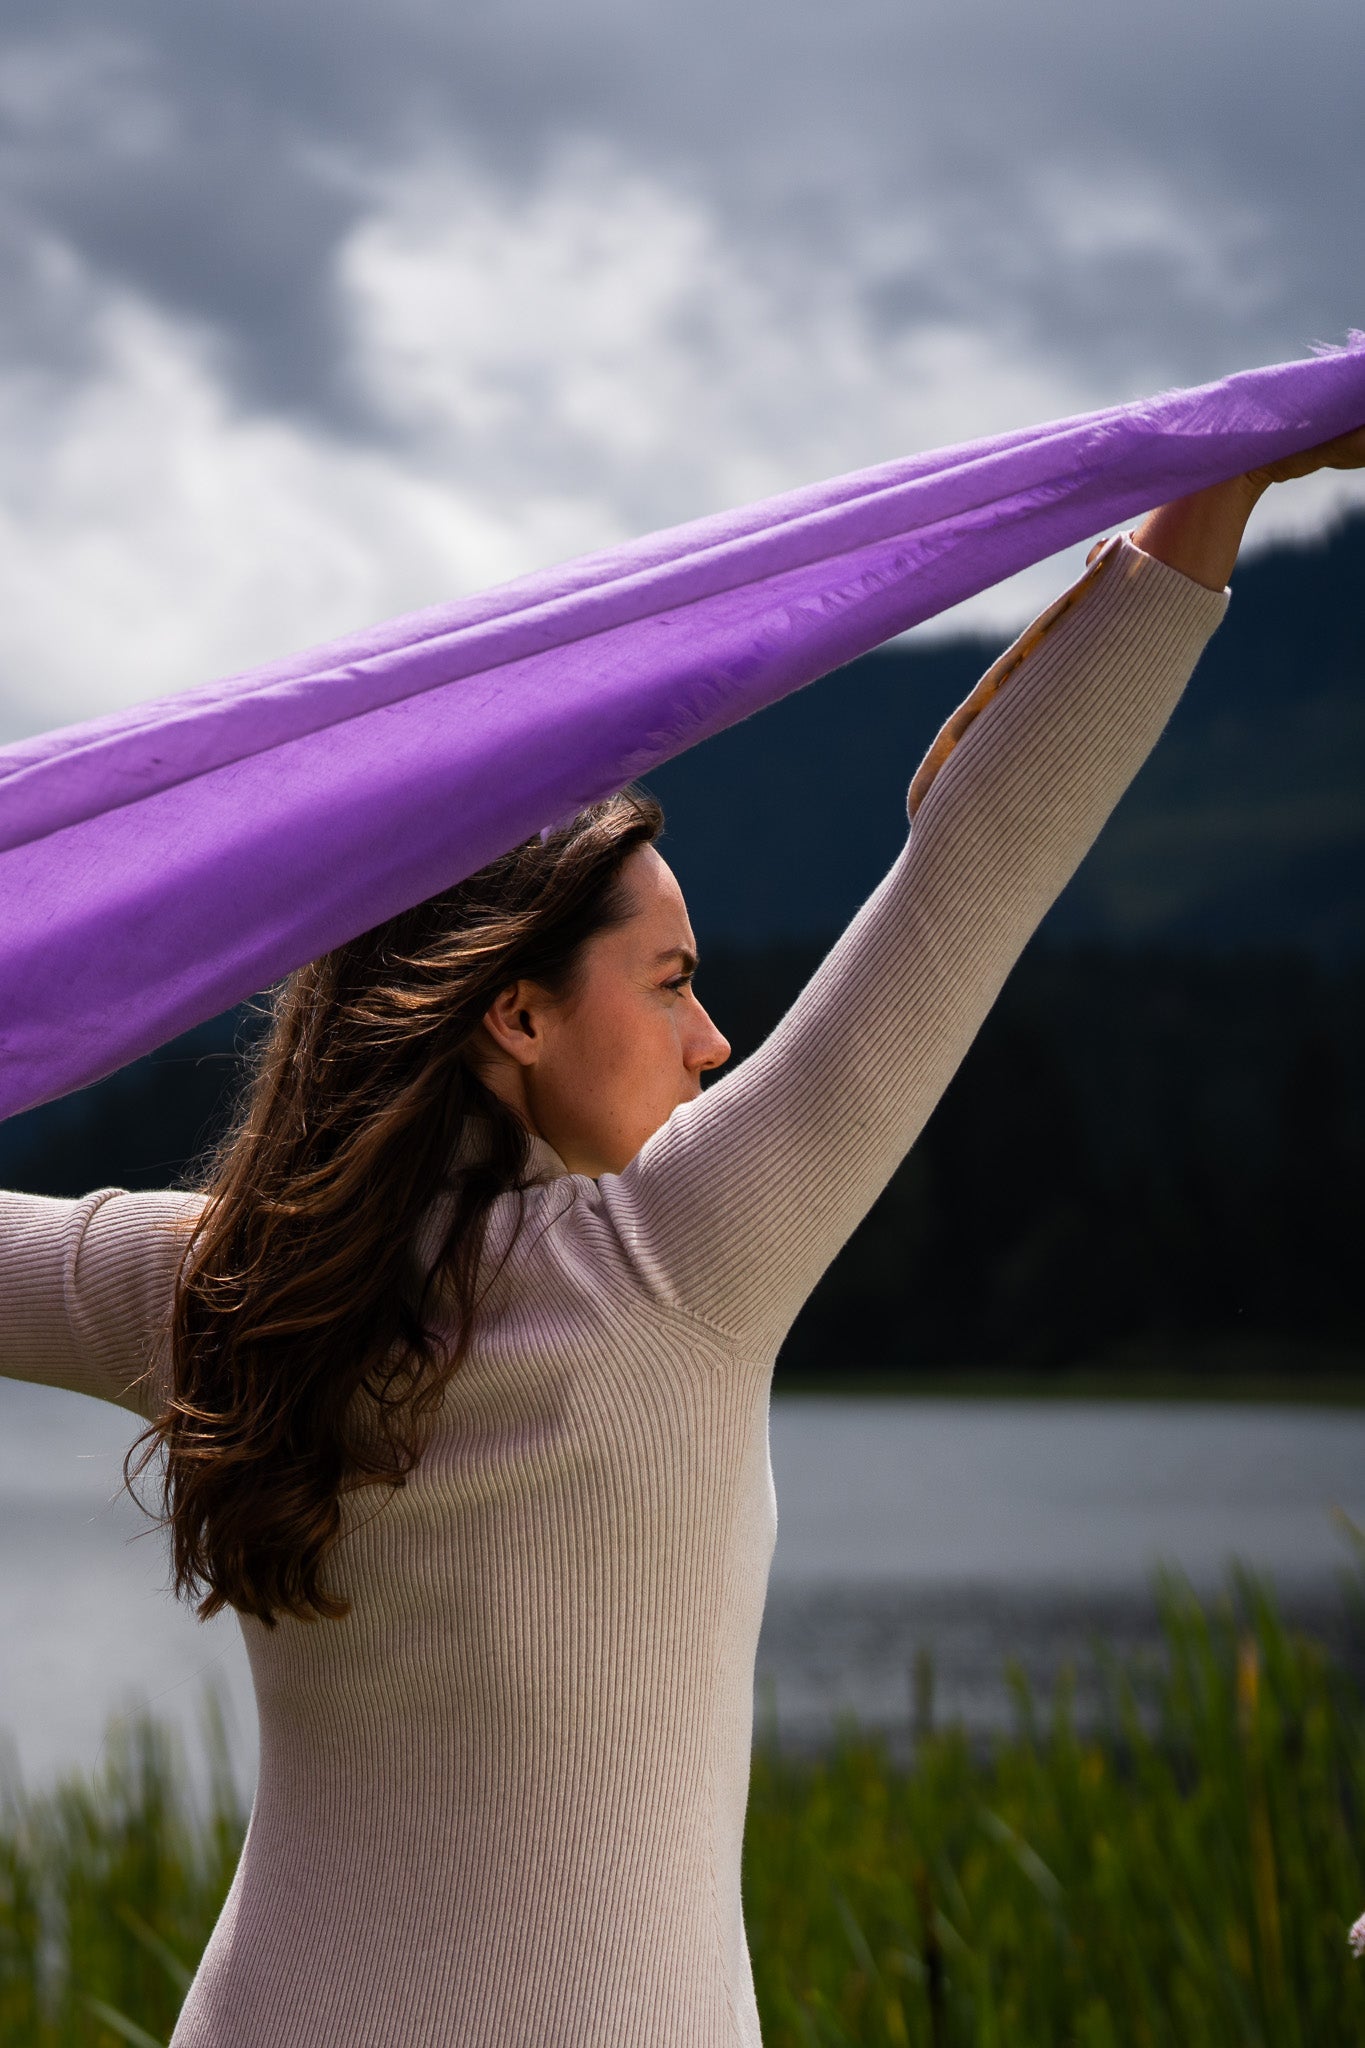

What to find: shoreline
left=773, top=1368, right=1365, bottom=1404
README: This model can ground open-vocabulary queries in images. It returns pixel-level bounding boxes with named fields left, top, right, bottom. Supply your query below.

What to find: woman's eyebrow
left=654, top=946, right=700, bottom=973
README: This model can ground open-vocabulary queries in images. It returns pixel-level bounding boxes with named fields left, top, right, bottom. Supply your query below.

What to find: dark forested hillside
left=4, top=516, right=1363, bottom=1381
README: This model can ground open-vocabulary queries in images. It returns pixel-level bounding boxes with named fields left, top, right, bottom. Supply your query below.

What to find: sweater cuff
left=1105, top=531, right=1232, bottom=635
left=1091, top=528, right=1233, bottom=607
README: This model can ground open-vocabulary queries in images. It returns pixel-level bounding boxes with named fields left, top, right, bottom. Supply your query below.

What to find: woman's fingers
left=1250, top=421, right=1365, bottom=487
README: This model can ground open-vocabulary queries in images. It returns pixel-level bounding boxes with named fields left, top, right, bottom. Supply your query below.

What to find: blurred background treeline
left=5, top=514, right=1363, bottom=1388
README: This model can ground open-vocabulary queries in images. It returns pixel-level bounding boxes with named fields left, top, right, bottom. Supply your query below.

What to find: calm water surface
left=4, top=1384, right=1364, bottom=1785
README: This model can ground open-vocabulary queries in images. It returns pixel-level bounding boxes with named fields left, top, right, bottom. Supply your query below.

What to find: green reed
left=6, top=1563, right=1365, bottom=2047
left=0, top=1696, right=244, bottom=2048
left=747, top=1562, right=1365, bottom=2047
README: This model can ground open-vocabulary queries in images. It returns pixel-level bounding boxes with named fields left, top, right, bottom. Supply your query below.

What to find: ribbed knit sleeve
left=598, top=536, right=1230, bottom=1361
left=0, top=1185, right=201, bottom=1413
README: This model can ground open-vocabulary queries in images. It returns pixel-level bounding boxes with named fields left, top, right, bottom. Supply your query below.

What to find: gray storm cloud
left=0, top=0, right=1361, bottom=732
left=5, top=0, right=1361, bottom=414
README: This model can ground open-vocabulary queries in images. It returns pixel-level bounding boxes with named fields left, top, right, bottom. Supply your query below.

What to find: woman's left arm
left=597, top=428, right=1365, bottom=1363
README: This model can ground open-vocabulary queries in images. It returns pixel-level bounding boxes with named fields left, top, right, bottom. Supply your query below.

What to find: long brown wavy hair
left=126, top=787, right=664, bottom=1629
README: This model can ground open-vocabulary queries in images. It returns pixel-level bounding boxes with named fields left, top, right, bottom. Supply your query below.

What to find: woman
left=3, top=433, right=1363, bottom=2047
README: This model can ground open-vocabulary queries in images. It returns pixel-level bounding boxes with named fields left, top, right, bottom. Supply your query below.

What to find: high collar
left=523, top=1132, right=574, bottom=1185
left=449, top=1112, right=572, bottom=1187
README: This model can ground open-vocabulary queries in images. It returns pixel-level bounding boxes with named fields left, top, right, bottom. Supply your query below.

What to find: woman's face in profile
left=477, top=845, right=732, bottom=1178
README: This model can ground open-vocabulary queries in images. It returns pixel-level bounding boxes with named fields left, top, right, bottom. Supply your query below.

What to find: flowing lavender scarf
left=3, top=340, right=1363, bottom=1123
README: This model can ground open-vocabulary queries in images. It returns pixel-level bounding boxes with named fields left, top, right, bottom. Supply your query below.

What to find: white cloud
left=0, top=255, right=578, bottom=735
left=341, top=142, right=1103, bottom=524
left=2, top=141, right=1360, bottom=740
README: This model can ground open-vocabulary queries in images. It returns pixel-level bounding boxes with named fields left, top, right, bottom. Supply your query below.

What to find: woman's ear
left=479, top=981, right=545, bottom=1068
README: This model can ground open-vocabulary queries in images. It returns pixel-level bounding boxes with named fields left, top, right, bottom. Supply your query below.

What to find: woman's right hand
left=1245, top=420, right=1365, bottom=489
left=1133, top=416, right=1365, bottom=593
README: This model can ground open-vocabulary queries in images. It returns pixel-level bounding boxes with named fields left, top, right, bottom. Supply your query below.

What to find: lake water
left=4, top=1382, right=1365, bottom=1789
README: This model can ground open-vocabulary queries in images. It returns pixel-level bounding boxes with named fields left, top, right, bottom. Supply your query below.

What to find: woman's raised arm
left=0, top=1186, right=202, bottom=1413
left=597, top=531, right=1230, bottom=1361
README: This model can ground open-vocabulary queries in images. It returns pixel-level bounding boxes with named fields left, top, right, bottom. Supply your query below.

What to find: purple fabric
left=3, top=339, right=1364, bottom=1122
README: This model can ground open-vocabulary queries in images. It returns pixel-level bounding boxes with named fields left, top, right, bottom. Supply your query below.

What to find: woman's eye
left=667, top=974, right=694, bottom=994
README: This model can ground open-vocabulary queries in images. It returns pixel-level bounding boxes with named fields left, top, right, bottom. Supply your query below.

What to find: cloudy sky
left=2, top=0, right=1362, bottom=740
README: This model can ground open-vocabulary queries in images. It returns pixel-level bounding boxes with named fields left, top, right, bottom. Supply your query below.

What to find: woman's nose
left=692, top=1007, right=731, bottom=1074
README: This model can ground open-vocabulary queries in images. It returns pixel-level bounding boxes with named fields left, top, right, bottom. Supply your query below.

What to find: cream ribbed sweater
left=1, top=536, right=1228, bottom=2047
